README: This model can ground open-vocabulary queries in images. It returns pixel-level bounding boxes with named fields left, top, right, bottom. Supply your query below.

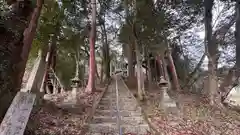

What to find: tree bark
left=219, top=1, right=240, bottom=102
left=182, top=53, right=206, bottom=89
left=200, top=10, right=235, bottom=100
left=95, top=63, right=100, bottom=79
left=165, top=49, right=180, bottom=91
left=210, top=12, right=236, bottom=100
left=0, top=0, right=43, bottom=120
left=127, top=44, right=135, bottom=82
left=142, top=46, right=146, bottom=95
left=85, top=0, right=96, bottom=93
left=99, top=21, right=110, bottom=83
left=43, top=34, right=56, bottom=94
left=135, top=41, right=144, bottom=100
left=17, top=0, right=44, bottom=91
left=124, top=0, right=135, bottom=83
left=156, top=55, right=164, bottom=78
left=219, top=67, right=236, bottom=102
left=147, top=53, right=152, bottom=88
left=204, top=0, right=219, bottom=105
left=102, top=23, right=110, bottom=81
left=235, top=1, right=240, bottom=82
left=100, top=59, right=104, bottom=83
left=162, top=56, right=170, bottom=87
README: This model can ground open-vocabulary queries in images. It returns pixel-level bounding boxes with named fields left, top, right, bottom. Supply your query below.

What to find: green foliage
left=28, top=0, right=91, bottom=88
left=27, top=0, right=208, bottom=88
left=0, top=0, right=8, bottom=15
left=118, top=0, right=170, bottom=55
left=56, top=51, right=75, bottom=88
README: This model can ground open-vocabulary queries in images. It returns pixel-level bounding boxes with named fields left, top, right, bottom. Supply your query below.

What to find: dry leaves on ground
left=127, top=83, right=240, bottom=135
left=27, top=87, right=103, bottom=135
left=149, top=94, right=240, bottom=135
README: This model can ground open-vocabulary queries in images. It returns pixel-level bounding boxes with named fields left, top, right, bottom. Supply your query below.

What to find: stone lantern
left=71, top=76, right=80, bottom=99
left=71, top=76, right=81, bottom=88
left=158, top=76, right=168, bottom=86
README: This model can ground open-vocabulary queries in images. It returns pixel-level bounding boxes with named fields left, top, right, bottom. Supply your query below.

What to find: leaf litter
left=25, top=87, right=104, bottom=135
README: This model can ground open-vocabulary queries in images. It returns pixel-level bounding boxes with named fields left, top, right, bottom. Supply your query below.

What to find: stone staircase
left=86, top=76, right=150, bottom=135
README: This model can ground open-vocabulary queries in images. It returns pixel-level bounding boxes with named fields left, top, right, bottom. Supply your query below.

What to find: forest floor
left=126, top=81, right=240, bottom=135
left=25, top=86, right=105, bottom=135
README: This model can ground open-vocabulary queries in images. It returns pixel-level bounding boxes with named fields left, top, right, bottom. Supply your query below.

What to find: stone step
left=101, top=97, right=136, bottom=103
left=99, top=100, right=116, bottom=105
left=92, top=116, right=146, bottom=125
left=88, top=123, right=150, bottom=134
left=94, top=109, right=115, bottom=117
left=99, top=100, right=138, bottom=106
left=91, top=116, right=117, bottom=124
left=121, top=124, right=150, bottom=134
left=120, top=117, right=147, bottom=125
left=86, top=79, right=150, bottom=135
left=97, top=104, right=141, bottom=111
left=85, top=133, right=117, bottom=135
left=162, top=102, right=177, bottom=108
left=94, top=110, right=142, bottom=117
left=97, top=104, right=117, bottom=110
left=87, top=123, right=117, bottom=134
left=104, top=91, right=132, bottom=94
left=103, top=95, right=133, bottom=99
left=104, top=90, right=132, bottom=94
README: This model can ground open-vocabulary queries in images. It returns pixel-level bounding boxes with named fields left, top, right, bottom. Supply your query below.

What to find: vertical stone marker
left=0, top=92, right=36, bottom=135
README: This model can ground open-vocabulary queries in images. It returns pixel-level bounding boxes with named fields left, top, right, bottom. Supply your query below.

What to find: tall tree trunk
left=75, top=54, right=80, bottom=79
left=182, top=53, right=206, bottom=89
left=99, top=0, right=110, bottom=82
left=156, top=55, right=164, bottom=78
left=83, top=59, right=87, bottom=86
left=235, top=1, right=240, bottom=85
left=124, top=0, right=135, bottom=83
left=51, top=45, right=57, bottom=71
left=43, top=34, right=56, bottom=94
left=217, top=7, right=238, bottom=101
left=219, top=67, right=236, bottom=102
left=0, top=0, right=43, bottom=120
left=95, top=63, right=100, bottom=80
left=142, top=46, right=146, bottom=95
left=17, top=0, right=44, bottom=90
left=100, top=21, right=110, bottom=82
left=127, top=44, right=135, bottom=80
left=102, top=24, right=110, bottom=81
left=166, top=49, right=180, bottom=91
left=85, top=0, right=96, bottom=93
left=147, top=53, right=152, bottom=88
left=204, top=0, right=218, bottom=105
left=135, top=41, right=144, bottom=100
left=219, top=1, right=240, bottom=102
left=152, top=57, right=157, bottom=81
left=162, top=56, right=170, bottom=86
left=132, top=0, right=146, bottom=100
left=100, top=59, right=104, bottom=83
